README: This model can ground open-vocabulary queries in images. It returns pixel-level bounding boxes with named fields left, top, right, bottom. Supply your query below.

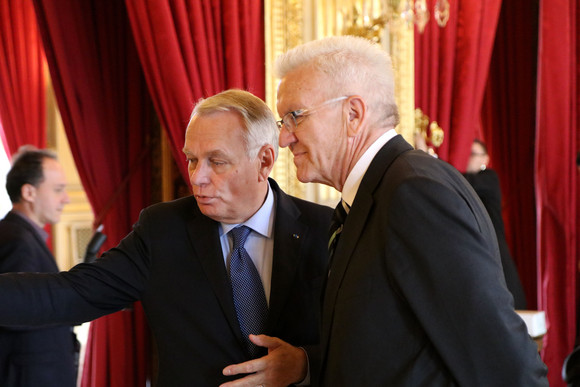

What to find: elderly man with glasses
left=223, top=35, right=548, bottom=387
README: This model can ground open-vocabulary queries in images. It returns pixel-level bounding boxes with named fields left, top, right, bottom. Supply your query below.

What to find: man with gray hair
left=0, top=90, right=332, bottom=386
left=224, top=36, right=548, bottom=386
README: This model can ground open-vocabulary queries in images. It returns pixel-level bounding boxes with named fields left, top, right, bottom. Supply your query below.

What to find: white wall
left=0, top=135, right=12, bottom=218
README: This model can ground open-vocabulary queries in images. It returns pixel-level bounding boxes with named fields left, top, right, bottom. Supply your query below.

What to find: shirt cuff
left=295, top=347, right=310, bottom=386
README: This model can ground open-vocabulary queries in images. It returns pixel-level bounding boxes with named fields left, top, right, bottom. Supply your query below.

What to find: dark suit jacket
left=0, top=211, right=77, bottom=387
left=463, top=169, right=527, bottom=309
left=318, top=136, right=547, bottom=386
left=0, top=179, right=332, bottom=386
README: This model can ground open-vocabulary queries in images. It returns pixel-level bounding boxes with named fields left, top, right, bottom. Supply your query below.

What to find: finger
left=223, top=357, right=265, bottom=377
left=218, top=372, right=261, bottom=387
left=248, top=333, right=282, bottom=349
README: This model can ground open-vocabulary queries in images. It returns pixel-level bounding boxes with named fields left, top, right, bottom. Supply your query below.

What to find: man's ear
left=256, top=144, right=276, bottom=182
left=20, top=184, right=36, bottom=203
left=345, top=96, right=366, bottom=137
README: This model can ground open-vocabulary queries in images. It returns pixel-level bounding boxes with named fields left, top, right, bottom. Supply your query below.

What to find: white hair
left=275, top=35, right=399, bottom=127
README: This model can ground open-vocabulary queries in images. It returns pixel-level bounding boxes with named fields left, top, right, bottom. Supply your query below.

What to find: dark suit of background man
left=463, top=139, right=527, bottom=310
left=224, top=35, right=548, bottom=386
left=0, top=90, right=332, bottom=386
left=0, top=147, right=77, bottom=387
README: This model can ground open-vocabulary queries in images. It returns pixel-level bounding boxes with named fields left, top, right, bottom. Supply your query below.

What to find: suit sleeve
left=385, top=176, right=547, bottom=386
left=0, top=208, right=155, bottom=327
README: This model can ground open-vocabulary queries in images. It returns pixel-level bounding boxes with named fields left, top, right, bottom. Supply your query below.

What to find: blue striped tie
left=229, top=226, right=268, bottom=358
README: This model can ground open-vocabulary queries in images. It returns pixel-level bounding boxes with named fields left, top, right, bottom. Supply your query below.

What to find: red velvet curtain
left=125, top=0, right=265, bottom=182
left=480, top=0, right=540, bottom=309
left=535, top=0, right=578, bottom=384
left=0, top=0, right=46, bottom=155
left=414, top=0, right=502, bottom=169
left=32, top=1, right=265, bottom=385
left=421, top=0, right=578, bottom=383
left=32, top=1, right=155, bottom=386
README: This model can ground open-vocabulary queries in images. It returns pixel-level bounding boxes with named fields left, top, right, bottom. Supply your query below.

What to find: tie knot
left=333, top=201, right=348, bottom=225
left=230, top=226, right=252, bottom=250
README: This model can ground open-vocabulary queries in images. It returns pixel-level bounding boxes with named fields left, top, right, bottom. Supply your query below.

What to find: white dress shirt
left=342, top=129, right=398, bottom=207
left=219, top=182, right=275, bottom=305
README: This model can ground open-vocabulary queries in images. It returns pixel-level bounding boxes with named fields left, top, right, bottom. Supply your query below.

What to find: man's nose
left=278, top=126, right=297, bottom=148
left=189, top=163, right=210, bottom=186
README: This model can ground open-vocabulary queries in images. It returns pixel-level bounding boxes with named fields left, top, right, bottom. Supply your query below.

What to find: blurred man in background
left=0, top=146, right=77, bottom=387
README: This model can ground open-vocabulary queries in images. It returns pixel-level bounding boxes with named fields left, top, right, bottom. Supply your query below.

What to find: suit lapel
left=267, top=180, right=308, bottom=331
left=321, top=136, right=413, bottom=356
left=5, top=212, right=57, bottom=270
left=321, top=191, right=373, bottom=349
left=185, top=206, right=242, bottom=341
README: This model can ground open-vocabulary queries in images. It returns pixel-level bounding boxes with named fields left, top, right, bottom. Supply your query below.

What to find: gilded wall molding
left=266, top=0, right=307, bottom=199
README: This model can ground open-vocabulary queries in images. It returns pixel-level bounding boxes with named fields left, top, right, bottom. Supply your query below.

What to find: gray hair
left=190, top=89, right=279, bottom=160
left=275, top=35, right=399, bottom=128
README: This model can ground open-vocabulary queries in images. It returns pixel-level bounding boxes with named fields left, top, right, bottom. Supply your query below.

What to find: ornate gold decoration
left=342, top=6, right=389, bottom=43
left=387, top=6, right=415, bottom=146
left=434, top=0, right=450, bottom=27
left=266, top=0, right=306, bottom=198
left=414, top=0, right=429, bottom=32
left=414, top=108, right=444, bottom=156
left=342, top=0, right=450, bottom=35
left=429, top=121, right=444, bottom=147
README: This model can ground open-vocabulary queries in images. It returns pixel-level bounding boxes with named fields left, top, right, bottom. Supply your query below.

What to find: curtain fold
left=480, top=0, right=540, bottom=309
left=32, top=1, right=155, bottom=386
left=414, top=0, right=502, bottom=169
left=125, top=0, right=265, bottom=182
left=0, top=0, right=46, bottom=155
left=535, top=0, right=578, bottom=385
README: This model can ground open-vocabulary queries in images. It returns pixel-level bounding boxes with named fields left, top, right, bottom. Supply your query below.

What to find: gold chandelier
left=341, top=0, right=450, bottom=41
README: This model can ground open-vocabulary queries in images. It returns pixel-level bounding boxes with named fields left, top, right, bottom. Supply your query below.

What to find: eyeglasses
left=277, top=96, right=348, bottom=133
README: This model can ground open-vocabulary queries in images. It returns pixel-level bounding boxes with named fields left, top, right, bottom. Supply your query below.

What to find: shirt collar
left=342, top=129, right=398, bottom=207
left=11, top=209, right=49, bottom=242
left=220, top=181, right=275, bottom=238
